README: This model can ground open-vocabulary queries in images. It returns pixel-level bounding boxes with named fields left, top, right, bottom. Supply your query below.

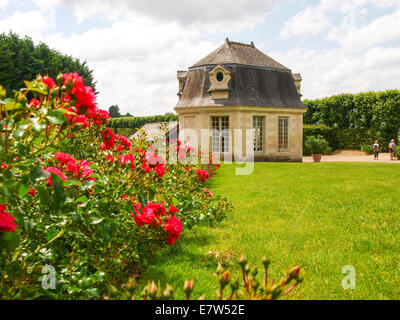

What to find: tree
left=0, top=32, right=96, bottom=96
left=108, top=105, right=121, bottom=118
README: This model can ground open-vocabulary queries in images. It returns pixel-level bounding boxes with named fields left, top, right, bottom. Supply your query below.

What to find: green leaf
left=36, top=185, right=51, bottom=208
left=172, top=196, right=179, bottom=207
left=0, top=84, right=6, bottom=97
left=148, top=187, right=156, bottom=201
left=0, top=179, right=16, bottom=198
left=13, top=128, right=25, bottom=140
left=18, top=183, right=29, bottom=197
left=51, top=173, right=66, bottom=211
left=54, top=107, right=76, bottom=116
left=15, top=142, right=29, bottom=156
left=23, top=219, right=37, bottom=230
left=76, top=196, right=88, bottom=203
left=30, top=117, right=46, bottom=132
left=0, top=232, right=20, bottom=253
left=46, top=229, right=61, bottom=242
left=138, top=192, right=147, bottom=207
left=89, top=216, right=104, bottom=225
left=82, top=180, right=96, bottom=190
left=86, top=288, right=100, bottom=298
left=46, top=111, right=66, bottom=125
left=30, top=166, right=50, bottom=182
left=4, top=101, right=22, bottom=111
left=24, top=80, right=48, bottom=95
left=67, top=286, right=82, bottom=295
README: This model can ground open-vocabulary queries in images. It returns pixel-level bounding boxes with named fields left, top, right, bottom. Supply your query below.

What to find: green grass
left=140, top=162, right=400, bottom=300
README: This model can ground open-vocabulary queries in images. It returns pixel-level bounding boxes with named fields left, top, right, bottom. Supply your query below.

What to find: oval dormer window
left=216, top=72, right=224, bottom=82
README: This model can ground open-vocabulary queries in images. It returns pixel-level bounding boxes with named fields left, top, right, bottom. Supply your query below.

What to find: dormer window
left=208, top=65, right=231, bottom=100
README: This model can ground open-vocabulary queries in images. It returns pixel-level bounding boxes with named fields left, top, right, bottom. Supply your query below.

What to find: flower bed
left=0, top=74, right=231, bottom=299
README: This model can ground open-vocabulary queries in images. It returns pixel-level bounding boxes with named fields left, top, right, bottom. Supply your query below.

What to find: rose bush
left=0, top=74, right=231, bottom=299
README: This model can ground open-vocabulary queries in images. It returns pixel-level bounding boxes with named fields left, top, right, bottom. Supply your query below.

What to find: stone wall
left=177, top=106, right=305, bottom=162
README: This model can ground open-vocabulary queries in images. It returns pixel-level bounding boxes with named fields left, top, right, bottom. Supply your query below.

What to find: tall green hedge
left=0, top=32, right=96, bottom=95
left=303, top=125, right=397, bottom=155
left=303, top=90, right=400, bottom=155
left=107, top=113, right=179, bottom=131
left=303, top=90, right=400, bottom=131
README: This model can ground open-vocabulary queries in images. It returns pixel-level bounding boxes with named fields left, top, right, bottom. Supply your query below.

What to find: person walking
left=373, top=140, right=379, bottom=160
left=389, top=139, right=396, bottom=160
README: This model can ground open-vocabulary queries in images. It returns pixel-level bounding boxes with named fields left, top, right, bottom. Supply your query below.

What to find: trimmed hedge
left=303, top=124, right=397, bottom=155
left=108, top=113, right=179, bottom=130
left=303, top=90, right=400, bottom=131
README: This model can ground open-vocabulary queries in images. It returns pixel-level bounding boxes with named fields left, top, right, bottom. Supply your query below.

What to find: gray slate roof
left=175, top=39, right=305, bottom=110
left=191, top=38, right=290, bottom=71
left=175, top=65, right=305, bottom=109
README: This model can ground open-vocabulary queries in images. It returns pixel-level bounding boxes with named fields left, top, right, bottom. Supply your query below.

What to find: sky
left=0, top=0, right=399, bottom=116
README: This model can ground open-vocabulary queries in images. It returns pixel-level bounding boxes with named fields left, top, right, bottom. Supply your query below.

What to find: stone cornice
left=174, top=105, right=307, bottom=114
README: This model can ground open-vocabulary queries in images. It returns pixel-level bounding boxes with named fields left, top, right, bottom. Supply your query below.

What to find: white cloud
left=0, top=0, right=8, bottom=10
left=1, top=0, right=399, bottom=115
left=327, top=6, right=400, bottom=51
left=59, top=0, right=284, bottom=33
left=44, top=18, right=217, bottom=115
left=0, top=0, right=286, bottom=116
left=275, top=45, right=400, bottom=100
left=0, top=10, right=51, bottom=38
left=277, top=0, right=400, bottom=101
left=18, top=0, right=286, bottom=115
left=280, top=0, right=399, bottom=39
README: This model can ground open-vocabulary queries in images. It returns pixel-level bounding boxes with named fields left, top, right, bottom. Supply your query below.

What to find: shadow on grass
left=139, top=227, right=221, bottom=285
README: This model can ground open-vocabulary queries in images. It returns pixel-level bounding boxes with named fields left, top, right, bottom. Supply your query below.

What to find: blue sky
left=0, top=0, right=399, bottom=116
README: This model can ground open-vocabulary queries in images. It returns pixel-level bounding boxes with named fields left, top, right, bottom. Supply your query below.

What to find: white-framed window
left=278, top=117, right=289, bottom=152
left=253, top=116, right=265, bottom=152
left=211, top=116, right=229, bottom=153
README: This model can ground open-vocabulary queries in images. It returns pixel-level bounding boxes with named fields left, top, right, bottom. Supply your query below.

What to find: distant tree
left=108, top=105, right=121, bottom=118
left=0, top=32, right=96, bottom=96
left=123, top=112, right=133, bottom=118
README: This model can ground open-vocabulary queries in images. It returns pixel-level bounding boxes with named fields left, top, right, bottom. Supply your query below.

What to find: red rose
left=117, top=135, right=132, bottom=150
left=102, top=128, right=116, bottom=150
left=29, top=98, right=41, bottom=108
left=63, top=73, right=96, bottom=110
left=28, top=187, right=37, bottom=198
left=66, top=160, right=80, bottom=175
left=132, top=212, right=146, bottom=226
left=76, top=115, right=89, bottom=128
left=169, top=205, right=178, bottom=214
left=0, top=203, right=17, bottom=233
left=42, top=76, right=56, bottom=89
left=204, top=187, right=213, bottom=197
left=196, top=169, right=210, bottom=183
left=54, top=152, right=75, bottom=164
left=141, top=160, right=152, bottom=172
left=154, top=163, right=166, bottom=178
left=44, top=167, right=67, bottom=186
left=147, top=202, right=167, bottom=216
left=164, top=215, right=182, bottom=245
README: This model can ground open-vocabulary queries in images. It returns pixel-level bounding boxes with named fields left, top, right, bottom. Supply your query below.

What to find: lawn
left=141, top=162, right=400, bottom=300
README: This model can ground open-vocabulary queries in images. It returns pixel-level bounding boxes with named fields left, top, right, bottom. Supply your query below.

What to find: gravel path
left=303, top=151, right=400, bottom=163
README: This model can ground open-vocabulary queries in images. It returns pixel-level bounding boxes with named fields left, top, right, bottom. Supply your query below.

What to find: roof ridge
left=190, top=39, right=290, bottom=70
left=225, top=37, right=255, bottom=48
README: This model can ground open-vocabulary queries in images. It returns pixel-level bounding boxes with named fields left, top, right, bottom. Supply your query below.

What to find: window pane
left=253, top=116, right=264, bottom=152
left=211, top=116, right=229, bottom=153
left=278, top=117, right=289, bottom=152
